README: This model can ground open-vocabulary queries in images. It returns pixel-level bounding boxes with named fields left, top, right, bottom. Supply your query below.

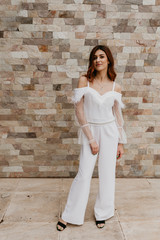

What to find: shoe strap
left=96, top=220, right=105, bottom=225
left=57, top=221, right=66, bottom=229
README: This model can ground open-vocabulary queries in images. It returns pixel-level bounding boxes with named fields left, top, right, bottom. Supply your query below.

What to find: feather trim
left=72, top=87, right=87, bottom=104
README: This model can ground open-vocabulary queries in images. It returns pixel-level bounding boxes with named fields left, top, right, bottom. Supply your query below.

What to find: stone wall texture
left=0, top=0, right=160, bottom=177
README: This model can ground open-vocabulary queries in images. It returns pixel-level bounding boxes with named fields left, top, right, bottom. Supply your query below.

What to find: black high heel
left=56, top=221, right=67, bottom=231
left=96, top=220, right=105, bottom=228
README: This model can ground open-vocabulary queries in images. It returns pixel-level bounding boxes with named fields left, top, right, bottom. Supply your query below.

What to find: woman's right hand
left=90, top=141, right=99, bottom=155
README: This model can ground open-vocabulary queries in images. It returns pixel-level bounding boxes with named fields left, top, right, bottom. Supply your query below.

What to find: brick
left=42, top=32, right=53, bottom=39
left=59, top=43, right=70, bottom=52
left=12, top=65, right=25, bottom=71
left=64, top=18, right=84, bottom=25
left=16, top=17, right=33, bottom=24
left=59, top=10, right=75, bottom=18
left=38, top=10, right=57, bottom=18
left=33, top=3, right=48, bottom=10
left=37, top=65, right=48, bottom=72
left=0, top=31, right=4, bottom=38
left=17, top=10, right=28, bottom=17
left=38, top=45, right=48, bottom=52
left=21, top=3, right=34, bottom=10
left=85, top=39, right=98, bottom=46
left=143, top=0, right=155, bottom=5
left=84, top=0, right=101, bottom=4
left=139, top=5, right=152, bottom=12
left=23, top=38, right=52, bottom=46
left=53, top=84, right=61, bottom=91
left=11, top=51, right=28, bottom=58
left=113, top=0, right=142, bottom=5
left=2, top=166, right=23, bottom=172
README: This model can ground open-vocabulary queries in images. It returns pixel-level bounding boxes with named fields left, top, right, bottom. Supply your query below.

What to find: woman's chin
left=95, top=66, right=105, bottom=71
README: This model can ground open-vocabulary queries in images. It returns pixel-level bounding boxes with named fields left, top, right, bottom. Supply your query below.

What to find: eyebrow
left=94, top=54, right=105, bottom=56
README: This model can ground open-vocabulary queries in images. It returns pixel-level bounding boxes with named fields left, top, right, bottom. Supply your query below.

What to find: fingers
left=116, top=153, right=120, bottom=160
left=117, top=150, right=124, bottom=160
left=92, top=150, right=98, bottom=155
left=90, top=142, right=99, bottom=155
left=91, top=146, right=99, bottom=155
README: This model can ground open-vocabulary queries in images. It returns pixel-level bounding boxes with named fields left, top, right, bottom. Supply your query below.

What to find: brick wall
left=0, top=0, right=160, bottom=177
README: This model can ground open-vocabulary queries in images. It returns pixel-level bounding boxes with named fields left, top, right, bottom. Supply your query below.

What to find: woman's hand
left=116, top=143, right=124, bottom=160
left=90, top=141, right=99, bottom=155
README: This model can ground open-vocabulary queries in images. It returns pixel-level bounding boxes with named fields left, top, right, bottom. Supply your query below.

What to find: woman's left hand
left=116, top=143, right=124, bottom=160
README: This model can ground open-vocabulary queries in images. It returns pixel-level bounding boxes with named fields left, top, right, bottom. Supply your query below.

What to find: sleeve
left=112, top=94, right=127, bottom=144
left=72, top=88, right=95, bottom=144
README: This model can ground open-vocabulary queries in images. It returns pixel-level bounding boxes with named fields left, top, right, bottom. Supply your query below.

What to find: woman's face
left=93, top=49, right=109, bottom=72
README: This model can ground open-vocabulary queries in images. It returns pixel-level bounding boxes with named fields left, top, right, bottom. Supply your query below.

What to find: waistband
left=88, top=119, right=115, bottom=126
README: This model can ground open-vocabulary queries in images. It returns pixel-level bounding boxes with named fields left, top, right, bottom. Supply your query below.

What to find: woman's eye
left=93, top=55, right=105, bottom=60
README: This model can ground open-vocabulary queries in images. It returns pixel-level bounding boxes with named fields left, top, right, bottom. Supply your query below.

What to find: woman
left=57, top=45, right=127, bottom=231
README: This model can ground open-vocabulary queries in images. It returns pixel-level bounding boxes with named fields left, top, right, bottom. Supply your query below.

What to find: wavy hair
left=84, top=45, right=117, bottom=82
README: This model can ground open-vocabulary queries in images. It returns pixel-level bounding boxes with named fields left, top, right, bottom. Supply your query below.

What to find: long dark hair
left=84, top=45, right=117, bottom=82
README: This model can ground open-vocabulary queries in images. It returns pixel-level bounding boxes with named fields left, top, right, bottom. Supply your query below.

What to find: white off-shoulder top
left=72, top=81, right=127, bottom=145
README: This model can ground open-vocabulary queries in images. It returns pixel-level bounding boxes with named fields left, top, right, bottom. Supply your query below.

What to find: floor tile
left=0, top=179, right=20, bottom=192
left=0, top=193, right=12, bottom=221
left=115, top=178, right=151, bottom=192
left=62, top=178, right=72, bottom=193
left=147, top=179, right=160, bottom=191
left=4, top=193, right=60, bottom=222
left=16, top=178, right=62, bottom=193
left=120, top=221, right=160, bottom=240
left=0, top=222, right=58, bottom=240
left=115, top=190, right=160, bottom=221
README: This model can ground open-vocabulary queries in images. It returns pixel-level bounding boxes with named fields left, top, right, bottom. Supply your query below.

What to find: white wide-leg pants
left=61, top=121, right=119, bottom=225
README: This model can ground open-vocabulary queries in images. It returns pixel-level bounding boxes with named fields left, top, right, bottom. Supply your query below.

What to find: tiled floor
left=0, top=178, right=160, bottom=240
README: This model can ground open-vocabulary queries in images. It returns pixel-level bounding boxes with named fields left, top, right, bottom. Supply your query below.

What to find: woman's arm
left=73, top=76, right=99, bottom=154
left=113, top=83, right=127, bottom=159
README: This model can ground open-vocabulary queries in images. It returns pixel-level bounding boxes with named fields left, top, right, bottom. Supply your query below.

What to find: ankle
left=59, top=218, right=67, bottom=225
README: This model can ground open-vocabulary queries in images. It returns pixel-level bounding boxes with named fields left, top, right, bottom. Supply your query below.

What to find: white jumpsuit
left=62, top=81, right=127, bottom=225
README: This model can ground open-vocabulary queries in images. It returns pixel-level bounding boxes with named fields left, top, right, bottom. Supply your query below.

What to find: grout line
left=0, top=213, right=5, bottom=224
left=0, top=197, right=13, bottom=224
left=116, top=210, right=127, bottom=240
left=0, top=179, right=21, bottom=224
left=58, top=232, right=61, bottom=240
left=0, top=192, right=15, bottom=224
left=14, top=178, right=21, bottom=191
left=146, top=178, right=151, bottom=185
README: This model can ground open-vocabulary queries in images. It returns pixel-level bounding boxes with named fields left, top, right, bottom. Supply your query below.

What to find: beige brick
left=143, top=0, right=155, bottom=4
left=11, top=51, right=28, bottom=58
left=62, top=52, right=70, bottom=59
left=66, top=59, right=78, bottom=66
left=17, top=10, right=28, bottom=17
left=2, top=166, right=23, bottom=172
left=14, top=127, right=29, bottom=132
left=84, top=11, right=97, bottom=19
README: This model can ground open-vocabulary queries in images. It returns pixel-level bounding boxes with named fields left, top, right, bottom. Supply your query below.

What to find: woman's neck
left=95, top=71, right=110, bottom=83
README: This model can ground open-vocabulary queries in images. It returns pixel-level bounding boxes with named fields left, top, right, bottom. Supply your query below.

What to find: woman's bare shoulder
left=115, top=82, right=122, bottom=93
left=77, top=75, right=88, bottom=88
